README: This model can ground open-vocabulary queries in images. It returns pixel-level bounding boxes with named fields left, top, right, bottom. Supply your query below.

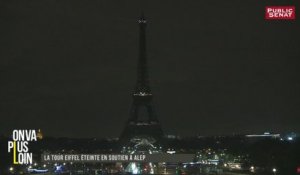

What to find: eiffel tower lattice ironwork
left=119, top=13, right=163, bottom=149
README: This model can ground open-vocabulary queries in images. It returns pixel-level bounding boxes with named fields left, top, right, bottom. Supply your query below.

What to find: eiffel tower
left=119, top=13, right=163, bottom=152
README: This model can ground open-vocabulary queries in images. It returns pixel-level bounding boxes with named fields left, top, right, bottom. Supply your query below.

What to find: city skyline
left=1, top=0, right=300, bottom=138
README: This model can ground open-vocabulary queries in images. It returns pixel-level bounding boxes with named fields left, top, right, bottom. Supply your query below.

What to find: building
left=119, top=13, right=164, bottom=154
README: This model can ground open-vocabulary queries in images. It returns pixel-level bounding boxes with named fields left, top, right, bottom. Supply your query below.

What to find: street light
left=250, top=166, right=255, bottom=173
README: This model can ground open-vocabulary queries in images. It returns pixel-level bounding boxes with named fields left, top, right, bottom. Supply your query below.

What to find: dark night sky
left=1, top=0, right=299, bottom=138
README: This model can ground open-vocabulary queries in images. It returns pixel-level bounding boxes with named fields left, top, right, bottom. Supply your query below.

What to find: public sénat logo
left=7, top=129, right=43, bottom=164
left=265, top=6, right=295, bottom=20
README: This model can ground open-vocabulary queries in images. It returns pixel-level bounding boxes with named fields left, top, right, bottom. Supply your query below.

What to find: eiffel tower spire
left=134, top=12, right=151, bottom=95
left=128, top=12, right=159, bottom=123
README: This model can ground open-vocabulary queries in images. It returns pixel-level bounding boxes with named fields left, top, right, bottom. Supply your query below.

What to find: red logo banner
left=265, top=6, right=295, bottom=20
